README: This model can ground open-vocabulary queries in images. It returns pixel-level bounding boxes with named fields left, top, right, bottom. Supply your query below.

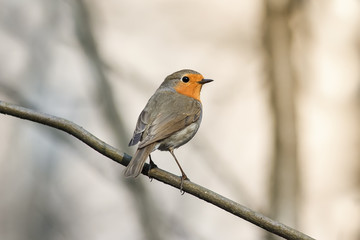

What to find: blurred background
left=0, top=0, right=359, bottom=239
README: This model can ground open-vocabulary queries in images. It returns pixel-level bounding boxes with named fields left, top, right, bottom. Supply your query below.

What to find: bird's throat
left=174, top=83, right=202, bottom=101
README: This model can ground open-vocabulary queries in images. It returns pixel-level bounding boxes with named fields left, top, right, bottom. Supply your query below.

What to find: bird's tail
left=124, top=143, right=156, bottom=177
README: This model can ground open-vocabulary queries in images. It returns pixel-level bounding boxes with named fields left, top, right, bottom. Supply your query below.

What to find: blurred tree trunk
left=72, top=1, right=165, bottom=240
left=297, top=2, right=360, bottom=239
left=263, top=0, right=300, bottom=238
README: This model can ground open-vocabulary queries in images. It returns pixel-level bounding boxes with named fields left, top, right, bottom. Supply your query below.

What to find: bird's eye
left=182, top=76, right=190, bottom=83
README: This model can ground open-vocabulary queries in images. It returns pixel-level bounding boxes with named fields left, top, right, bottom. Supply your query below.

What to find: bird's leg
left=149, top=154, right=158, bottom=169
left=148, top=154, right=157, bottom=181
left=169, top=149, right=189, bottom=192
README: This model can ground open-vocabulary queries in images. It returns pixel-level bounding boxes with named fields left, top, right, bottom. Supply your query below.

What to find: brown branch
left=0, top=100, right=315, bottom=240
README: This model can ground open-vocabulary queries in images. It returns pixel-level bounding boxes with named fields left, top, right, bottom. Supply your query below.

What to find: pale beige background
left=0, top=0, right=359, bottom=240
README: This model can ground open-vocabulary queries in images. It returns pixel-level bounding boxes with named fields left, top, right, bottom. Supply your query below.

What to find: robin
left=124, top=69, right=213, bottom=189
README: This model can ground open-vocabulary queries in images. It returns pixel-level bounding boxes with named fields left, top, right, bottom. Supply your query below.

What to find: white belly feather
left=157, top=122, right=200, bottom=151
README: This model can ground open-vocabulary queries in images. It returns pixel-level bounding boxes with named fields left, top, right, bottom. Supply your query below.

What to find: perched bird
left=124, top=69, right=213, bottom=188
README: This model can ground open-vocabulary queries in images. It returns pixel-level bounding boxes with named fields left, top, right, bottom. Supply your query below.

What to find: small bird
left=124, top=69, right=213, bottom=188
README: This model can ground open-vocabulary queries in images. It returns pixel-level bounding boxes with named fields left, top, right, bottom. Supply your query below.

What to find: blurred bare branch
left=71, top=0, right=128, bottom=148
left=69, top=1, right=166, bottom=239
left=264, top=1, right=300, bottom=237
left=0, top=100, right=315, bottom=240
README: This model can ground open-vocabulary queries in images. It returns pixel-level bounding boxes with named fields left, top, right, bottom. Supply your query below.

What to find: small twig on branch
left=0, top=100, right=315, bottom=240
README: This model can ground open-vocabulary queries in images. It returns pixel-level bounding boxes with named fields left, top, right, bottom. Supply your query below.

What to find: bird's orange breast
left=174, top=74, right=204, bottom=101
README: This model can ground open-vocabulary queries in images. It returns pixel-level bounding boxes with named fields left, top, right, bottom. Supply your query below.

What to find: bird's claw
left=179, top=174, right=190, bottom=194
left=148, top=159, right=158, bottom=181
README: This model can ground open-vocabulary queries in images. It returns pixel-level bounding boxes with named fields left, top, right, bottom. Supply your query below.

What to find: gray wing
left=129, top=90, right=202, bottom=148
left=128, top=109, right=149, bottom=146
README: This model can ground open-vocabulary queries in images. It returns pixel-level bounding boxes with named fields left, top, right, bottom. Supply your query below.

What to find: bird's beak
left=198, top=79, right=214, bottom=84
